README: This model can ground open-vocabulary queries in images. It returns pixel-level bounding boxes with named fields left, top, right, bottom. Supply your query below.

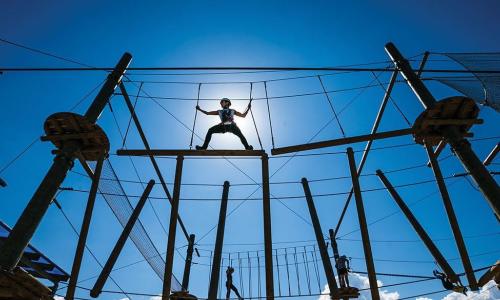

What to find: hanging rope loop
left=249, top=82, right=264, bottom=150
left=189, top=83, right=202, bottom=149
left=264, top=81, right=276, bottom=148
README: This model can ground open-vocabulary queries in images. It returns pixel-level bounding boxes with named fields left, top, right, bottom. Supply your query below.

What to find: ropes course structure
left=0, top=38, right=499, bottom=300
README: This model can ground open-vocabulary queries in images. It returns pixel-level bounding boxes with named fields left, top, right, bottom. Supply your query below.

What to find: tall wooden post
left=424, top=142, right=478, bottom=290
left=302, top=178, right=339, bottom=298
left=162, top=156, right=184, bottom=299
left=66, top=156, right=104, bottom=300
left=262, top=153, right=275, bottom=299
left=375, top=169, right=458, bottom=280
left=90, top=179, right=155, bottom=298
left=208, top=181, right=230, bottom=300
left=346, top=148, right=380, bottom=300
left=385, top=42, right=500, bottom=220
left=0, top=53, right=131, bottom=271
left=181, top=234, right=196, bottom=291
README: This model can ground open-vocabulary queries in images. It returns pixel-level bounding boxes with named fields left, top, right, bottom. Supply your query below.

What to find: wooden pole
left=90, top=179, right=155, bottom=298
left=385, top=42, right=500, bottom=220
left=271, top=128, right=413, bottom=156
left=181, top=234, right=196, bottom=291
left=208, top=181, right=230, bottom=300
left=66, top=156, right=104, bottom=300
left=375, top=169, right=458, bottom=280
left=262, top=153, right=275, bottom=299
left=302, top=178, right=339, bottom=299
left=346, top=148, right=380, bottom=300
left=334, top=69, right=399, bottom=236
left=0, top=53, right=131, bottom=271
left=120, top=83, right=191, bottom=241
left=162, top=156, right=184, bottom=299
left=424, top=142, right=478, bottom=290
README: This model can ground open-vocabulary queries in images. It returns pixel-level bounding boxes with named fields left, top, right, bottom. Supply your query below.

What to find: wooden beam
left=483, top=143, right=499, bottom=166
left=117, top=149, right=266, bottom=157
left=271, top=128, right=414, bottom=155
left=426, top=140, right=447, bottom=167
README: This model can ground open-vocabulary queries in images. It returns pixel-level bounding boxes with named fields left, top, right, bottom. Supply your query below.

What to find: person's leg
left=231, top=284, right=243, bottom=299
left=228, top=124, right=252, bottom=149
left=226, top=282, right=231, bottom=299
left=197, top=124, right=224, bottom=149
left=345, top=274, right=350, bottom=287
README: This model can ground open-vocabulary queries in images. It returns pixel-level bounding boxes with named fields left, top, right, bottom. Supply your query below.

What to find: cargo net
left=433, top=53, right=500, bottom=112
left=91, top=159, right=182, bottom=291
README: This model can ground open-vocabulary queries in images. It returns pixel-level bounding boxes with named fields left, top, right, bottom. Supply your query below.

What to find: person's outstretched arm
left=197, top=105, right=218, bottom=115
left=234, top=103, right=251, bottom=117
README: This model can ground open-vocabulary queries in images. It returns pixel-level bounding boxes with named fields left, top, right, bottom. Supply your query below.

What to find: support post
left=385, top=42, right=500, bottom=220
left=346, top=148, right=380, bottom=300
left=181, top=234, right=196, bottom=292
left=90, top=179, right=155, bottom=298
left=208, top=181, right=230, bottom=300
left=261, top=154, right=275, bottom=299
left=334, top=69, right=399, bottom=236
left=120, top=83, right=190, bottom=241
left=0, top=53, right=131, bottom=271
left=375, top=169, right=458, bottom=280
left=302, top=178, right=339, bottom=298
left=66, top=156, right=104, bottom=300
left=328, top=229, right=340, bottom=262
left=424, top=142, right=478, bottom=290
left=162, top=156, right=184, bottom=299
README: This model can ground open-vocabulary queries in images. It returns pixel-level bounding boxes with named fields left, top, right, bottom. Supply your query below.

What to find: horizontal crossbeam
left=271, top=128, right=414, bottom=155
left=117, top=149, right=266, bottom=157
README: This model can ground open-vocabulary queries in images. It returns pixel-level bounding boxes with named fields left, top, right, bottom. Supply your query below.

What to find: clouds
left=318, top=273, right=399, bottom=300
left=441, top=280, right=499, bottom=300
left=318, top=274, right=499, bottom=300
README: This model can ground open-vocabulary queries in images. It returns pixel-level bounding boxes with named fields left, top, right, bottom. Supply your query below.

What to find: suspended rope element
left=318, top=75, right=346, bottom=137
left=249, top=82, right=264, bottom=150
left=264, top=81, right=276, bottom=148
left=189, top=83, right=202, bottom=149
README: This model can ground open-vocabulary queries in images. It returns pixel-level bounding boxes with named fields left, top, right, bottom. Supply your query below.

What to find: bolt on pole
left=385, top=42, right=500, bottom=220
left=0, top=53, right=131, bottom=272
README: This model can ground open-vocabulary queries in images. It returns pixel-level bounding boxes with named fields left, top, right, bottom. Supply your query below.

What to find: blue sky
left=1, top=1, right=499, bottom=300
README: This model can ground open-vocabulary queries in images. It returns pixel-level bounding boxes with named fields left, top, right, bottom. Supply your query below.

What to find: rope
left=371, top=71, right=412, bottom=126
left=249, top=82, right=264, bottom=149
left=248, top=252, right=252, bottom=299
left=189, top=83, right=202, bottom=149
left=302, top=250, right=312, bottom=295
left=284, top=248, right=291, bottom=296
left=311, top=248, right=321, bottom=293
left=293, top=247, right=301, bottom=295
left=317, top=75, right=346, bottom=137
left=264, top=81, right=276, bottom=148
left=122, top=81, right=143, bottom=148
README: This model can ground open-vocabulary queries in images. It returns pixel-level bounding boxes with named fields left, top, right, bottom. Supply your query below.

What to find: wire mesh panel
left=91, top=159, right=182, bottom=291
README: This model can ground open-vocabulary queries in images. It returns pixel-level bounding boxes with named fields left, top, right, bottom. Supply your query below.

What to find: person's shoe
left=245, top=145, right=254, bottom=150
left=195, top=145, right=206, bottom=150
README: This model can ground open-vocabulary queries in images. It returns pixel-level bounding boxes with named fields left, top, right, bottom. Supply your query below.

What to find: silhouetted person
left=336, top=255, right=350, bottom=288
left=226, top=266, right=243, bottom=300
left=196, top=98, right=253, bottom=150
left=433, top=270, right=467, bottom=295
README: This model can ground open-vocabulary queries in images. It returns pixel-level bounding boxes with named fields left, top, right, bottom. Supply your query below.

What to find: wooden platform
left=117, top=149, right=266, bottom=157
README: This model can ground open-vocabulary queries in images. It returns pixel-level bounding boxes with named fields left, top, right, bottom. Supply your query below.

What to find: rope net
left=436, top=53, right=500, bottom=112
left=90, top=159, right=182, bottom=291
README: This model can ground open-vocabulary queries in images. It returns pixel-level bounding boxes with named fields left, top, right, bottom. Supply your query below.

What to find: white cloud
left=318, top=276, right=499, bottom=300
left=318, top=273, right=399, bottom=300
left=440, top=280, right=499, bottom=300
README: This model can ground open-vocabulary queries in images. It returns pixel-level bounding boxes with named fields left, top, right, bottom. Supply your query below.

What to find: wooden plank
left=117, top=149, right=266, bottom=157
left=271, top=128, right=414, bottom=155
